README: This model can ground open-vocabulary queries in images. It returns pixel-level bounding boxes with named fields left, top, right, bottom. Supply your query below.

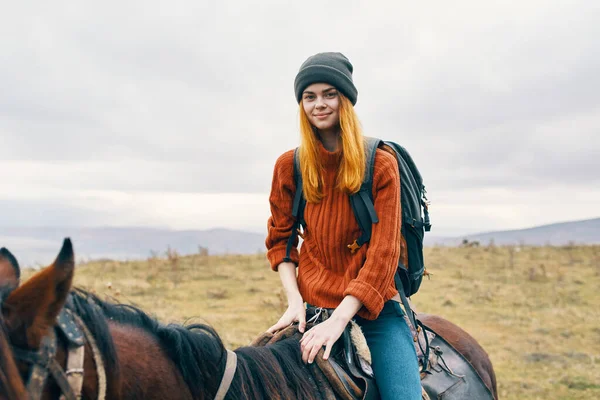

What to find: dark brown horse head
left=2, top=238, right=75, bottom=350
left=0, top=239, right=75, bottom=400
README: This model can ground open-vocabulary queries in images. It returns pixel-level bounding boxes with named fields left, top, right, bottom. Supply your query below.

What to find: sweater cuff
left=344, top=280, right=385, bottom=320
left=267, top=245, right=299, bottom=271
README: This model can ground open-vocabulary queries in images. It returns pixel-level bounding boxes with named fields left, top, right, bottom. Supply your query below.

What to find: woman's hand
left=268, top=262, right=306, bottom=334
left=267, top=294, right=306, bottom=334
left=299, top=295, right=362, bottom=364
left=300, top=314, right=348, bottom=363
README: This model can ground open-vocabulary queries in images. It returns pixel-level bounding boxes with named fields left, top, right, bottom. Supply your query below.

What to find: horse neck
left=66, top=290, right=319, bottom=400
left=107, top=322, right=194, bottom=400
left=46, top=317, right=188, bottom=400
left=67, top=289, right=223, bottom=400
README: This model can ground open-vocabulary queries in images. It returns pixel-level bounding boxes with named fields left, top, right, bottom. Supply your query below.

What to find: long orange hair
left=298, top=94, right=366, bottom=203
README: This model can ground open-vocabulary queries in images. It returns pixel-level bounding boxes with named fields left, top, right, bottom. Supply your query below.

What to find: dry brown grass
left=21, top=244, right=600, bottom=399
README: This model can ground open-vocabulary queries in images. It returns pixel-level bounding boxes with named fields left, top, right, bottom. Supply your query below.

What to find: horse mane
left=232, top=339, right=320, bottom=399
left=68, top=288, right=320, bottom=400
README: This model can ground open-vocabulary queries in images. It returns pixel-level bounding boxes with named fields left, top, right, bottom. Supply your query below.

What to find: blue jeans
left=354, top=300, right=422, bottom=400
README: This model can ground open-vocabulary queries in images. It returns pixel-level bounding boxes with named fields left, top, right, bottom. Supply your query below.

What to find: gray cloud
left=0, top=1, right=598, bottom=232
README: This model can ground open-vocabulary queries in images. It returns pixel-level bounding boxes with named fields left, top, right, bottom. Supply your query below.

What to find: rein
left=214, top=349, right=237, bottom=400
left=10, top=308, right=106, bottom=400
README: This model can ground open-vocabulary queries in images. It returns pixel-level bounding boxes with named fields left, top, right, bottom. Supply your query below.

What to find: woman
left=265, top=52, right=421, bottom=399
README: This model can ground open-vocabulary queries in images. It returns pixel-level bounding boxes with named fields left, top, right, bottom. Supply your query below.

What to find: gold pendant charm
left=347, top=240, right=361, bottom=254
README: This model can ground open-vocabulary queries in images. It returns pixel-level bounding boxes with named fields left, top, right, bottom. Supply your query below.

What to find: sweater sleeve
left=265, top=150, right=300, bottom=270
left=343, top=149, right=401, bottom=319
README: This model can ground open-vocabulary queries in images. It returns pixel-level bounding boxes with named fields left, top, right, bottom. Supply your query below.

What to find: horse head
left=0, top=239, right=76, bottom=400
left=3, top=238, right=75, bottom=349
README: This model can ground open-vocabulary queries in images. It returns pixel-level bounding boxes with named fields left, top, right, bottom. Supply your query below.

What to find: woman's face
left=301, top=83, right=340, bottom=133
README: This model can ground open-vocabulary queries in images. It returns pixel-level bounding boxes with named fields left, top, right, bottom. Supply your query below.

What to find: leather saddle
left=307, top=307, right=380, bottom=400
left=251, top=307, right=379, bottom=400
left=252, top=307, right=494, bottom=400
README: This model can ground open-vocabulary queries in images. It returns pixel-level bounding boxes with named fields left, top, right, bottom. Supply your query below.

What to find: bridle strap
left=11, top=330, right=82, bottom=400
left=11, top=309, right=107, bottom=400
left=59, top=343, right=85, bottom=400
left=24, top=332, right=56, bottom=399
left=11, top=346, right=50, bottom=366
left=214, top=349, right=237, bottom=400
left=49, top=357, right=79, bottom=400
left=12, top=331, right=79, bottom=400
left=71, top=312, right=106, bottom=400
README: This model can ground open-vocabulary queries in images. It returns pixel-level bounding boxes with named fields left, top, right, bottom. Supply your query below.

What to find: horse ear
left=4, top=238, right=75, bottom=348
left=0, top=247, right=20, bottom=299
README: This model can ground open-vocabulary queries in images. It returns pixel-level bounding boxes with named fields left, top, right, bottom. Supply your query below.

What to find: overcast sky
left=1, top=1, right=599, bottom=237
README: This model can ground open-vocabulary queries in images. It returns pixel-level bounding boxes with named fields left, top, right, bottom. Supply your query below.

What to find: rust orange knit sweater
left=266, top=142, right=404, bottom=320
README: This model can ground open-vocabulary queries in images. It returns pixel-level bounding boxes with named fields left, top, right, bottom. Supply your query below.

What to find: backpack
left=284, top=137, right=431, bottom=317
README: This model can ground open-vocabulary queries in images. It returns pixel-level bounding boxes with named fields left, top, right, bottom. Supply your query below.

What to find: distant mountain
left=425, top=217, right=600, bottom=246
left=0, top=227, right=267, bottom=267
left=3, top=217, right=599, bottom=267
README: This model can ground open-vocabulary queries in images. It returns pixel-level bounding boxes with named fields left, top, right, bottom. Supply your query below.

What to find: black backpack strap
left=284, top=148, right=305, bottom=262
left=395, top=272, right=430, bottom=370
left=395, top=272, right=418, bottom=332
left=348, top=137, right=381, bottom=252
left=360, top=137, right=381, bottom=194
left=291, top=148, right=305, bottom=223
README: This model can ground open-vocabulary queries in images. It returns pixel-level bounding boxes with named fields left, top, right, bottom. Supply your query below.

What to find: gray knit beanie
left=294, top=52, right=358, bottom=105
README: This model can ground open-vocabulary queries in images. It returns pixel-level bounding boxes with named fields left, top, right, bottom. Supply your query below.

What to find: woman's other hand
left=267, top=293, right=306, bottom=333
left=268, top=261, right=306, bottom=333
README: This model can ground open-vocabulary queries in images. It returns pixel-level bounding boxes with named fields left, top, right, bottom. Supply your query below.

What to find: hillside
left=19, top=244, right=600, bottom=400
left=426, top=217, right=600, bottom=246
left=0, top=227, right=265, bottom=267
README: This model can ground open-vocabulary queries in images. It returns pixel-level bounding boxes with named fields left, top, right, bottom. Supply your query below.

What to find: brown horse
left=0, top=240, right=497, bottom=400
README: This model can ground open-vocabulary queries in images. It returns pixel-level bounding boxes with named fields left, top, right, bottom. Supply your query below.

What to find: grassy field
left=23, top=244, right=600, bottom=399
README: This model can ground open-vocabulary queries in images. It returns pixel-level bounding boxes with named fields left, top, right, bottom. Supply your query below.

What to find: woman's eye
left=304, top=95, right=315, bottom=100
left=326, top=92, right=338, bottom=97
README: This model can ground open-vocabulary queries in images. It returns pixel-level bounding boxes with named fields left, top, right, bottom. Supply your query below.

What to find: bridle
left=10, top=307, right=106, bottom=400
